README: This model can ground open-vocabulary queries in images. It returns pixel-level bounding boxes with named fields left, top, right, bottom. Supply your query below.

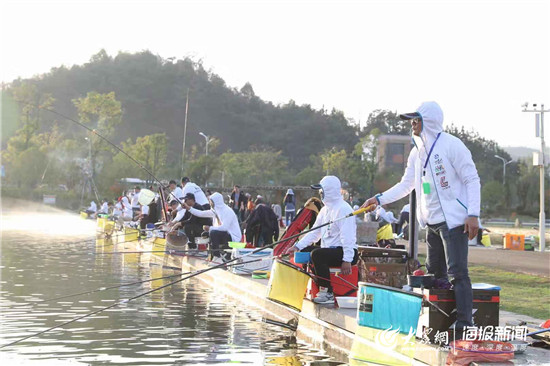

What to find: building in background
left=376, top=135, right=412, bottom=173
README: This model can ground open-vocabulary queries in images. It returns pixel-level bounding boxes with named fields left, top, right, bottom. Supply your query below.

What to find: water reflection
left=0, top=207, right=341, bottom=365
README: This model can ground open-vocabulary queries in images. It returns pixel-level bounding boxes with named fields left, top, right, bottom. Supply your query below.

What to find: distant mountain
left=503, top=146, right=549, bottom=161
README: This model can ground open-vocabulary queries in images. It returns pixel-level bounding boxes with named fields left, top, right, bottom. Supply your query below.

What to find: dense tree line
left=1, top=50, right=547, bottom=216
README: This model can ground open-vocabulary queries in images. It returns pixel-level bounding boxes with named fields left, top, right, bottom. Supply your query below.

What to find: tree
left=9, top=82, right=54, bottom=150
left=72, top=91, right=122, bottom=178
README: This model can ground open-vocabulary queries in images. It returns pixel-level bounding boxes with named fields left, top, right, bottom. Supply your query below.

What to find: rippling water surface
left=0, top=203, right=342, bottom=365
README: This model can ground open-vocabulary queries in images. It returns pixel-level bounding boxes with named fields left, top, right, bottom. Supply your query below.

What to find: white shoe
left=313, top=290, right=335, bottom=304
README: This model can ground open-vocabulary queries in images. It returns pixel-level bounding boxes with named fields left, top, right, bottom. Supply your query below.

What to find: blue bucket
left=146, top=223, right=155, bottom=230
left=294, top=251, right=311, bottom=264
left=357, top=282, right=423, bottom=334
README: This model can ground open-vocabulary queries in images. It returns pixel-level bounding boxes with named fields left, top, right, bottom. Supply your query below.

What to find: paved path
left=416, top=242, right=550, bottom=278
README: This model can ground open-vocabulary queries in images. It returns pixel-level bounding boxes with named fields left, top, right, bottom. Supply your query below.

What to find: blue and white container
left=231, top=248, right=273, bottom=275
left=357, top=282, right=423, bottom=334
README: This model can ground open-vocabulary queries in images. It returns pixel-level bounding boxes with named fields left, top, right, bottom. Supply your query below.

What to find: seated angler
left=138, top=202, right=150, bottom=235
left=285, top=176, right=358, bottom=304
left=98, top=198, right=109, bottom=215
left=179, top=193, right=211, bottom=250
left=181, top=192, right=241, bottom=264
left=85, top=200, right=97, bottom=218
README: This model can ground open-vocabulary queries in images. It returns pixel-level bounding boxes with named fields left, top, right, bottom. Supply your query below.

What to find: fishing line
left=0, top=258, right=264, bottom=348
left=2, top=205, right=371, bottom=347
left=12, top=101, right=184, bottom=205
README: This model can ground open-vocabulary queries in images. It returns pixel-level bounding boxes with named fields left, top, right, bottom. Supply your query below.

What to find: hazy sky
left=2, top=0, right=549, bottom=149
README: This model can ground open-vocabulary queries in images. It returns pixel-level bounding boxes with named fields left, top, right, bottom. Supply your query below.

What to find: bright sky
left=1, top=0, right=549, bottom=149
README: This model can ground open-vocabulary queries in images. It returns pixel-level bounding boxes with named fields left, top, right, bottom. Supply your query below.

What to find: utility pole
left=522, top=102, right=548, bottom=252
left=181, top=88, right=190, bottom=178
left=199, top=132, right=211, bottom=187
left=494, top=155, right=513, bottom=185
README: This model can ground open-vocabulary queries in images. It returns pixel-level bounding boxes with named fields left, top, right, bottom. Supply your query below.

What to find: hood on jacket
left=414, top=101, right=444, bottom=146
left=286, top=189, right=294, bottom=195
left=209, top=192, right=225, bottom=209
left=316, top=175, right=342, bottom=206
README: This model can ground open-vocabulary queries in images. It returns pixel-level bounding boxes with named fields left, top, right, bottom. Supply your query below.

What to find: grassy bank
left=469, top=264, right=550, bottom=320
left=417, top=254, right=550, bottom=320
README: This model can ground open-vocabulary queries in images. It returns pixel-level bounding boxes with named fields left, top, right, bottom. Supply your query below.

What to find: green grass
left=417, top=254, right=550, bottom=320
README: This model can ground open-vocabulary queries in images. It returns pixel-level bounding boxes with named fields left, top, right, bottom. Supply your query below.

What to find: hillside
left=504, top=146, right=549, bottom=161
left=1, top=50, right=359, bottom=169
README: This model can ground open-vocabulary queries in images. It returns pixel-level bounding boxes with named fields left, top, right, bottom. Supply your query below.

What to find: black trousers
left=300, top=246, right=359, bottom=291
left=184, top=223, right=203, bottom=249
left=210, top=230, right=232, bottom=259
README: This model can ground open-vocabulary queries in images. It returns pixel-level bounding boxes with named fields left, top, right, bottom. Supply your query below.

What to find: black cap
left=169, top=200, right=178, bottom=205
left=310, top=184, right=322, bottom=190
left=183, top=193, right=195, bottom=201
left=181, top=177, right=190, bottom=183
left=399, top=112, right=422, bottom=120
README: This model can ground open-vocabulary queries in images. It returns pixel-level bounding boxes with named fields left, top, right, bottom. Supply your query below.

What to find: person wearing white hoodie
left=362, top=101, right=480, bottom=336
left=286, top=176, right=358, bottom=304
left=182, top=192, right=241, bottom=263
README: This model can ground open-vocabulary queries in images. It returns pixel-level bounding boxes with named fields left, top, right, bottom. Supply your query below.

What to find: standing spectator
left=283, top=189, right=296, bottom=226
left=361, top=101, right=480, bottom=339
left=245, top=197, right=279, bottom=246
left=230, top=185, right=247, bottom=221
left=181, top=177, right=210, bottom=209
left=272, top=203, right=283, bottom=228
left=168, top=180, right=184, bottom=203
left=245, top=193, right=254, bottom=220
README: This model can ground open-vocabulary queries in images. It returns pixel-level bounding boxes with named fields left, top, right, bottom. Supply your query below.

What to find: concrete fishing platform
left=180, top=256, right=549, bottom=365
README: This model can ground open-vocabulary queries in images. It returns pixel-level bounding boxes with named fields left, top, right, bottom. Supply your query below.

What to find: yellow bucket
left=153, top=237, right=166, bottom=251
left=377, top=224, right=394, bottom=241
left=266, top=259, right=310, bottom=311
left=124, top=228, right=140, bottom=242
left=80, top=211, right=88, bottom=219
left=97, top=217, right=107, bottom=229
left=481, top=234, right=491, bottom=247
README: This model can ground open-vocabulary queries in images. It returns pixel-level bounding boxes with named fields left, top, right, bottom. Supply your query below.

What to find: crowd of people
left=84, top=101, right=483, bottom=332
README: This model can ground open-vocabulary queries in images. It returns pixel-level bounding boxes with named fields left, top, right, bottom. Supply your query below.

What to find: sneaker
left=313, top=291, right=335, bottom=304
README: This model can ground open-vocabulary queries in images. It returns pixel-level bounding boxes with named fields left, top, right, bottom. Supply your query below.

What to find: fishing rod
left=0, top=257, right=266, bottom=348
left=1, top=207, right=370, bottom=348
left=13, top=101, right=186, bottom=207
left=3, top=258, right=263, bottom=310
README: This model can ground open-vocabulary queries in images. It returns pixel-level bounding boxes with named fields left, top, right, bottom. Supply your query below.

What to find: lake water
left=0, top=202, right=343, bottom=365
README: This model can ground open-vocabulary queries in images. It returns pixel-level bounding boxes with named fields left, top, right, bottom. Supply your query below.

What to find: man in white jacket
left=362, top=101, right=480, bottom=337
left=286, top=176, right=358, bottom=304
left=182, top=192, right=241, bottom=264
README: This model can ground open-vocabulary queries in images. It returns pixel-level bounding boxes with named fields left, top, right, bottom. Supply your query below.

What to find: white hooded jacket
left=188, top=192, right=242, bottom=242
left=376, top=101, right=481, bottom=229
left=295, top=176, right=357, bottom=262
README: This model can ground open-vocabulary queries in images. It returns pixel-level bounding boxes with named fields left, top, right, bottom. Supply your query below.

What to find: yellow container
left=80, top=211, right=88, bottom=220
left=97, top=217, right=107, bottom=229
left=377, top=224, right=394, bottom=241
left=481, top=234, right=491, bottom=247
left=124, top=228, right=140, bottom=242
left=153, top=237, right=166, bottom=251
left=266, top=259, right=310, bottom=311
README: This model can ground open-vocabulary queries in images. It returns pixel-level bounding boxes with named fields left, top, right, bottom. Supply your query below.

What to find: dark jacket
left=182, top=203, right=211, bottom=226
left=230, top=191, right=248, bottom=211
left=245, top=204, right=279, bottom=238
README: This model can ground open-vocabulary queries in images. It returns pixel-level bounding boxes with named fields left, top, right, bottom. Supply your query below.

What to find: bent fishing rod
left=13, top=101, right=185, bottom=206
left=1, top=207, right=369, bottom=348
